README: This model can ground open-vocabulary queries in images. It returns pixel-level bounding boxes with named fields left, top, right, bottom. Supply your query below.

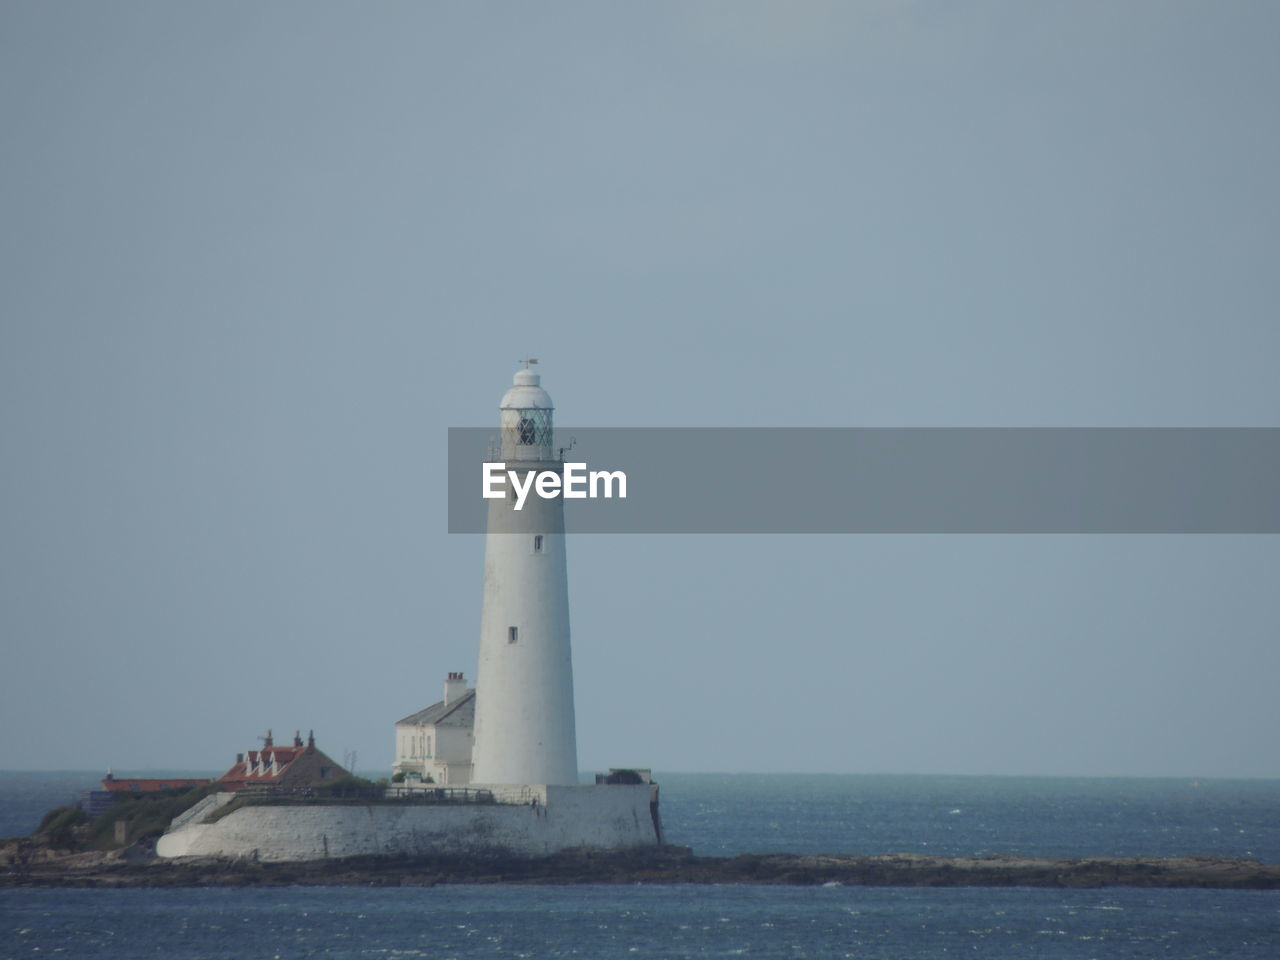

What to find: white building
left=389, top=363, right=577, bottom=789
left=384, top=363, right=576, bottom=793
left=157, top=364, right=661, bottom=861
left=391, top=672, right=474, bottom=785
left=470, top=363, right=579, bottom=786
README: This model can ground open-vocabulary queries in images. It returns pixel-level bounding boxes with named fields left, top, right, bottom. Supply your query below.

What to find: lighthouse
left=156, top=362, right=663, bottom=860
left=470, top=362, right=579, bottom=786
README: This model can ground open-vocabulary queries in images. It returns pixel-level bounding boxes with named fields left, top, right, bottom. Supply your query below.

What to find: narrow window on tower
left=533, top=535, right=543, bottom=553
left=508, top=626, right=518, bottom=644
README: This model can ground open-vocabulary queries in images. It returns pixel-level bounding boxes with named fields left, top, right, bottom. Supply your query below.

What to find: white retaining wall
left=155, top=784, right=657, bottom=861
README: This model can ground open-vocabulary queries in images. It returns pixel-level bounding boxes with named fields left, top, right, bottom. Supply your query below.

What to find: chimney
left=307, top=729, right=315, bottom=749
left=236, top=753, right=244, bottom=765
left=444, top=671, right=467, bottom=705
left=294, top=730, right=303, bottom=748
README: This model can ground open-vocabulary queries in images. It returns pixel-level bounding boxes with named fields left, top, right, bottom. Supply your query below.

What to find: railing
left=382, top=786, right=496, bottom=804
left=234, top=783, right=496, bottom=805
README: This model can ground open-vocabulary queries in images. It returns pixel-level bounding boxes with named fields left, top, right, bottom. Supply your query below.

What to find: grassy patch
left=76, top=783, right=224, bottom=850
left=36, top=805, right=88, bottom=849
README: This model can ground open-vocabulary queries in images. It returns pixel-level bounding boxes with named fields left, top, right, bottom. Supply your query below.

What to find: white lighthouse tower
left=154, top=362, right=663, bottom=861
left=470, top=362, right=579, bottom=786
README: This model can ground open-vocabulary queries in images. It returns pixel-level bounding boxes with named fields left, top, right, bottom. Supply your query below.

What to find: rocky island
left=5, top=839, right=1278, bottom=890
left=10, top=776, right=1277, bottom=891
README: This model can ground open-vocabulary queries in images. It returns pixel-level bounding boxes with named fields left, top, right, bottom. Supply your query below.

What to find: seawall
left=155, top=784, right=658, bottom=861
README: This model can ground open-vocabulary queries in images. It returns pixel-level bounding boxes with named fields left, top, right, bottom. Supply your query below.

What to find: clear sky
left=2, top=1, right=1277, bottom=777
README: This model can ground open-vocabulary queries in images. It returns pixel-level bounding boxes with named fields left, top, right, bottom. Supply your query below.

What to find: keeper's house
left=218, top=730, right=348, bottom=792
left=392, top=673, right=475, bottom=786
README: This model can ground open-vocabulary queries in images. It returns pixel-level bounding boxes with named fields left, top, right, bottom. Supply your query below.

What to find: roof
left=101, top=777, right=211, bottom=792
left=218, top=743, right=342, bottom=788
left=396, top=689, right=476, bottom=728
left=218, top=748, right=296, bottom=786
left=500, top=368, right=553, bottom=410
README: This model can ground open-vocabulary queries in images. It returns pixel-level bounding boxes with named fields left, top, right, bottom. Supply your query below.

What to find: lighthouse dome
left=500, top=368, right=554, bottom=410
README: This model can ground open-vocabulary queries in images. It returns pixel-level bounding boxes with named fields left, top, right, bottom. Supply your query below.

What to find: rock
left=2, top=838, right=1277, bottom=889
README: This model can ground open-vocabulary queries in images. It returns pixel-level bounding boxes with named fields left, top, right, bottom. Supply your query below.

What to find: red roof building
left=218, top=730, right=348, bottom=792
left=100, top=774, right=211, bottom=793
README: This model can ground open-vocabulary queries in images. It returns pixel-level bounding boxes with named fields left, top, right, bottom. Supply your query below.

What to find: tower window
left=518, top=417, right=536, bottom=445
left=533, top=535, right=543, bottom=553
left=508, top=626, right=518, bottom=644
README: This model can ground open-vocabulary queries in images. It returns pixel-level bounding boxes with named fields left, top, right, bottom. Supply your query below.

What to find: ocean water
left=5, top=884, right=1279, bottom=959
left=660, top=772, right=1280, bottom=861
left=3, top=771, right=1278, bottom=958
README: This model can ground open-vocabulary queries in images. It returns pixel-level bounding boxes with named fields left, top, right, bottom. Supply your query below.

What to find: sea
left=2, top=771, right=1277, bottom=959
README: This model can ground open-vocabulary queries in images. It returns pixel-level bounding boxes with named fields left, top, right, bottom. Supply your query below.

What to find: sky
left=2, top=1, right=1277, bottom=778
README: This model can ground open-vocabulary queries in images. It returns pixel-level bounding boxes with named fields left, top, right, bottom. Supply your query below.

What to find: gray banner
left=447, top=428, right=1280, bottom=533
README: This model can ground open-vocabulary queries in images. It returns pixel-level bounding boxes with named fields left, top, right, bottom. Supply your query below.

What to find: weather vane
left=520, top=357, right=539, bottom=369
